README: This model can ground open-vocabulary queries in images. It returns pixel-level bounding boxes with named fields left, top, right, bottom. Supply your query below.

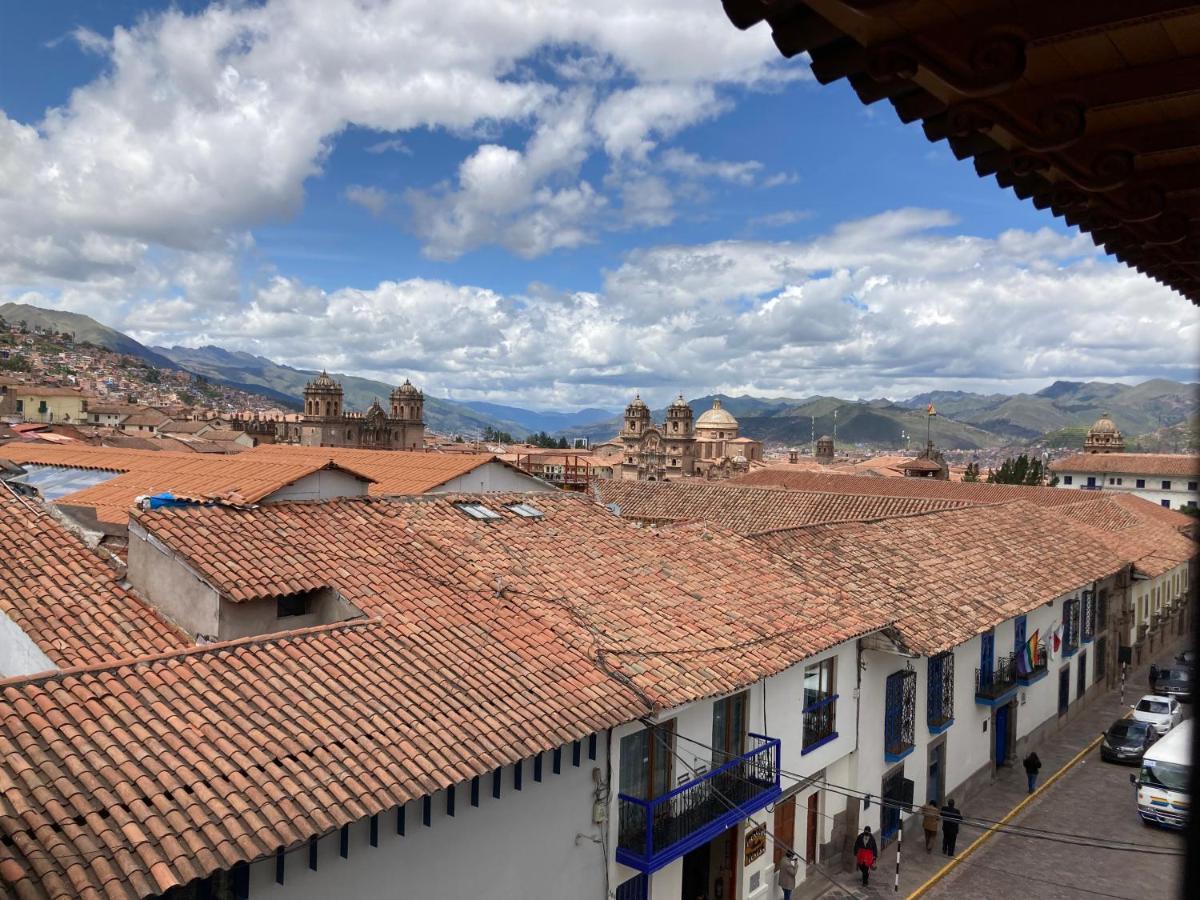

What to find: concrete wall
left=127, top=520, right=221, bottom=639
left=217, top=588, right=362, bottom=641
left=0, top=609, right=55, bottom=678
left=265, top=469, right=370, bottom=502
left=246, top=740, right=609, bottom=900
left=433, top=461, right=556, bottom=493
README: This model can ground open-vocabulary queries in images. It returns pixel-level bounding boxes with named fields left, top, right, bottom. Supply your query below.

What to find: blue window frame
left=980, top=630, right=995, bottom=682
left=1137, top=479, right=1146, bottom=488
left=1063, top=475, right=1072, bottom=485
left=1014, top=616, right=1026, bottom=656
left=927, top=652, right=954, bottom=732
left=802, top=656, right=838, bottom=752
left=884, top=670, right=916, bottom=761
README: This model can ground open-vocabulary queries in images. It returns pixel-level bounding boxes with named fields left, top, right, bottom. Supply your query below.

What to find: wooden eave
left=724, top=0, right=1200, bottom=305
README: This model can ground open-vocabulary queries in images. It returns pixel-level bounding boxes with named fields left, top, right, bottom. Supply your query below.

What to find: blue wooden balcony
left=616, top=733, right=780, bottom=873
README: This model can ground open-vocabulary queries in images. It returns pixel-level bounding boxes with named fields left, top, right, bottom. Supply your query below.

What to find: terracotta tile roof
left=0, top=445, right=373, bottom=526
left=756, top=501, right=1130, bottom=656
left=0, top=618, right=642, bottom=900
left=1, top=493, right=875, bottom=899
left=133, top=493, right=876, bottom=706
left=1106, top=492, right=1197, bottom=533
left=1053, top=496, right=1197, bottom=579
left=0, top=489, right=187, bottom=670
left=246, top=444, right=526, bottom=494
left=1051, top=453, right=1200, bottom=478
left=731, top=468, right=1096, bottom=507
left=595, top=478, right=970, bottom=535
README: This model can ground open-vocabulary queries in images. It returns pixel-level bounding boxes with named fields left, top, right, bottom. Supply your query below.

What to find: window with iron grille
left=1063, top=598, right=1080, bottom=654
left=1096, top=589, right=1108, bottom=630
left=1082, top=590, right=1096, bottom=643
left=927, top=652, right=954, bottom=730
left=802, top=657, right=837, bottom=750
left=884, top=670, right=916, bottom=760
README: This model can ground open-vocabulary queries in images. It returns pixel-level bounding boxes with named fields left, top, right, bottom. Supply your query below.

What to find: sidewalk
left=797, top=642, right=1186, bottom=900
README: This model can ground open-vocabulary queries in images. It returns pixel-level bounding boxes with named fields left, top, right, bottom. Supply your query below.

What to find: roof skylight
left=455, top=502, right=501, bottom=521
left=506, top=503, right=543, bottom=519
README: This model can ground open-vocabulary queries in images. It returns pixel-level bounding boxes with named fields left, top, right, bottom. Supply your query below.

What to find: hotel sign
left=744, top=822, right=766, bottom=865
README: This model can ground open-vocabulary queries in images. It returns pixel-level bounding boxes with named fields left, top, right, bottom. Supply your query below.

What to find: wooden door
left=806, top=793, right=819, bottom=864
left=773, top=795, right=796, bottom=866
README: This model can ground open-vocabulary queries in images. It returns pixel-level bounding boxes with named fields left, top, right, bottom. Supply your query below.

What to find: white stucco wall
left=264, top=469, right=369, bottom=502
left=609, top=639, right=863, bottom=900
left=853, top=590, right=1100, bottom=840
left=1056, top=470, right=1199, bottom=510
left=0, top=609, right=56, bottom=678
left=432, top=461, right=557, bottom=493
left=247, top=740, right=609, bottom=900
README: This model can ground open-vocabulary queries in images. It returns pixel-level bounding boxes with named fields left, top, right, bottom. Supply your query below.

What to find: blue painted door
left=995, top=706, right=1009, bottom=766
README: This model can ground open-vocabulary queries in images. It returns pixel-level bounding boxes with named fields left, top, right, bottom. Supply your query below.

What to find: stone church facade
left=278, top=371, right=425, bottom=450
left=618, top=394, right=763, bottom=481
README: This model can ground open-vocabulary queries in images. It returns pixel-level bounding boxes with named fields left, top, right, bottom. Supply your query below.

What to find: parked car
left=1156, top=668, right=1192, bottom=703
left=1100, top=719, right=1157, bottom=764
left=1131, top=695, right=1184, bottom=736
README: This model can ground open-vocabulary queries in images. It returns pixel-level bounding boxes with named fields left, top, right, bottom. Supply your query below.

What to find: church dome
left=669, top=394, right=690, bottom=410
left=696, top=398, right=737, bottom=428
left=307, top=370, right=339, bottom=390
left=626, top=393, right=649, bottom=412
left=392, top=378, right=421, bottom=398
left=1089, top=413, right=1119, bottom=435
left=817, top=434, right=834, bottom=443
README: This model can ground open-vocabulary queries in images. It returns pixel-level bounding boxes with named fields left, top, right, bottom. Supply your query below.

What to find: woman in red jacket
left=853, top=826, right=878, bottom=886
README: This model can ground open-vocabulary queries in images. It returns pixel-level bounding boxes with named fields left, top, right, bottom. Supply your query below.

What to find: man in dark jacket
left=940, top=799, right=963, bottom=856
left=1023, top=751, right=1042, bottom=794
left=852, top=826, right=878, bottom=886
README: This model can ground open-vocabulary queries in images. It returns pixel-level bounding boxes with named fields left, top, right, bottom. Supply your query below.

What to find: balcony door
left=712, top=691, right=748, bottom=764
left=619, top=721, right=675, bottom=801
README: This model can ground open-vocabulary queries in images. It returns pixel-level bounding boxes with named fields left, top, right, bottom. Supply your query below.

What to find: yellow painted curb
left=906, top=731, right=1105, bottom=899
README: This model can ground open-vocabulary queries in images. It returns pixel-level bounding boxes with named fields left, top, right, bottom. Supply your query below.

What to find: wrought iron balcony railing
left=975, top=653, right=1018, bottom=705
left=616, top=733, right=781, bottom=873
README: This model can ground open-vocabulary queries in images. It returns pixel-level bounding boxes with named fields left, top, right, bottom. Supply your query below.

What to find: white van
left=1133, top=718, right=1192, bottom=829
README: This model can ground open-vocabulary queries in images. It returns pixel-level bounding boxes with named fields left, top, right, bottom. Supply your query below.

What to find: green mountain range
left=2, top=301, right=1196, bottom=448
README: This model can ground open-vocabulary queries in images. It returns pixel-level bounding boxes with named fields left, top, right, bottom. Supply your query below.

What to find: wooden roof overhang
left=723, top=0, right=1200, bottom=305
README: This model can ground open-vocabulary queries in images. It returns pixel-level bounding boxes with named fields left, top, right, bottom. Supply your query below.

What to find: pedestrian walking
left=940, top=799, right=963, bottom=856
left=1023, top=751, right=1042, bottom=794
left=1149, top=663, right=1159, bottom=693
left=778, top=851, right=800, bottom=900
left=920, top=800, right=939, bottom=853
left=852, top=826, right=878, bottom=886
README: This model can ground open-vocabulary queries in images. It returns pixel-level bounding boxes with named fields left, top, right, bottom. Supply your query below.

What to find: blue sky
left=0, top=1, right=1195, bottom=410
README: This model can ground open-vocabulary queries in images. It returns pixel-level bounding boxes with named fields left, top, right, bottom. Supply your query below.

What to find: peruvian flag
left=1050, top=625, right=1062, bottom=655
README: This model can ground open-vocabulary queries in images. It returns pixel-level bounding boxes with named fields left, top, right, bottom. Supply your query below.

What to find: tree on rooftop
left=986, top=453, right=1055, bottom=486
left=962, top=461, right=981, bottom=482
